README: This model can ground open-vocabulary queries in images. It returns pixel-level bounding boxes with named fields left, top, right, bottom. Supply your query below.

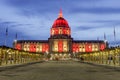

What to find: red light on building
left=76, top=44, right=79, bottom=53
left=72, top=43, right=75, bottom=52
left=58, top=40, right=63, bottom=52
left=55, top=28, right=58, bottom=35
left=45, top=44, right=49, bottom=52
left=100, top=44, right=105, bottom=51
left=30, top=43, right=36, bottom=52
left=42, top=44, right=46, bottom=53
left=51, top=10, right=71, bottom=37
left=85, top=43, right=92, bottom=52
left=72, top=43, right=79, bottom=53
left=15, top=44, right=21, bottom=50
left=63, top=28, right=66, bottom=34
left=14, top=10, right=107, bottom=54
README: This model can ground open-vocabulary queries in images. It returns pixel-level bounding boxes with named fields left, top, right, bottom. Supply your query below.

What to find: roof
left=15, top=40, right=48, bottom=43
left=73, top=40, right=105, bottom=43
left=52, top=17, right=69, bottom=28
left=0, top=45, right=13, bottom=49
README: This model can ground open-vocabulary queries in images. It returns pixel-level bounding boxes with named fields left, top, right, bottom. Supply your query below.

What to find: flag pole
left=104, top=32, right=106, bottom=40
left=15, top=33, right=17, bottom=40
left=114, top=26, right=116, bottom=41
left=114, top=26, right=116, bottom=46
left=4, top=27, right=8, bottom=46
left=14, top=33, right=18, bottom=48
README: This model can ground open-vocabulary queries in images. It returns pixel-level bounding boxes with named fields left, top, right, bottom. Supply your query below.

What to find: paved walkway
left=0, top=61, right=120, bottom=80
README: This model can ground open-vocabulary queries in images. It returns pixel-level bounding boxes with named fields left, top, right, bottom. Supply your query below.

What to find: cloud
left=0, top=0, right=52, bottom=38
left=74, top=26, right=95, bottom=31
left=0, top=0, right=120, bottom=47
left=69, top=8, right=120, bottom=14
left=4, top=0, right=62, bottom=16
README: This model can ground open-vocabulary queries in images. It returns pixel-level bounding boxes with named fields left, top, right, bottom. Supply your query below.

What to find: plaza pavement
left=0, top=60, right=120, bottom=80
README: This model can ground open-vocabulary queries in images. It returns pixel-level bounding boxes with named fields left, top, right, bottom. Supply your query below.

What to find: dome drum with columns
left=13, top=10, right=108, bottom=57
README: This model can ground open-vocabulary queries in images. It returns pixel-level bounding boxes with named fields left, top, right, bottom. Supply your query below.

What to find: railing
left=0, top=46, right=43, bottom=66
left=79, top=47, right=120, bottom=66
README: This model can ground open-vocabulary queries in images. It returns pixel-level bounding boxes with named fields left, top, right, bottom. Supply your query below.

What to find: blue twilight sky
left=0, top=0, right=120, bottom=47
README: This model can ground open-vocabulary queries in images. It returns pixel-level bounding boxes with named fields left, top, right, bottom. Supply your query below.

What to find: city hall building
left=14, top=10, right=108, bottom=58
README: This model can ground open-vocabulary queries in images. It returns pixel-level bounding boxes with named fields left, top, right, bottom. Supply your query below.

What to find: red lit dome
left=52, top=17, right=69, bottom=28
left=50, top=10, right=71, bottom=37
left=52, top=9, right=70, bottom=28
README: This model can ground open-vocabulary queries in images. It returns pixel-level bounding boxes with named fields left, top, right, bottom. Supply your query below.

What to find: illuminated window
left=52, top=29, right=54, bottom=35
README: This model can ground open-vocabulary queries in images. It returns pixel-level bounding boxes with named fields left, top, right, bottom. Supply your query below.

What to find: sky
left=0, top=0, right=120, bottom=47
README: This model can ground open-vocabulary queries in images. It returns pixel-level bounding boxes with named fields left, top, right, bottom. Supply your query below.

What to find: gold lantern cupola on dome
left=50, top=9, right=71, bottom=38
left=58, top=9, right=63, bottom=18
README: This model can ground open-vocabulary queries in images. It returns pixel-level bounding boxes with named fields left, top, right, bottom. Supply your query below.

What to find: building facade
left=14, top=10, right=108, bottom=57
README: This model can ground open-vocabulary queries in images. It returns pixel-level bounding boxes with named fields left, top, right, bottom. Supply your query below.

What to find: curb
left=0, top=61, right=45, bottom=72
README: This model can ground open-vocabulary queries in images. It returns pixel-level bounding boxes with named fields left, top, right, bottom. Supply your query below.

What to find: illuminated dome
left=50, top=10, right=71, bottom=38
left=52, top=9, right=69, bottom=28
left=52, top=17, right=69, bottom=28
